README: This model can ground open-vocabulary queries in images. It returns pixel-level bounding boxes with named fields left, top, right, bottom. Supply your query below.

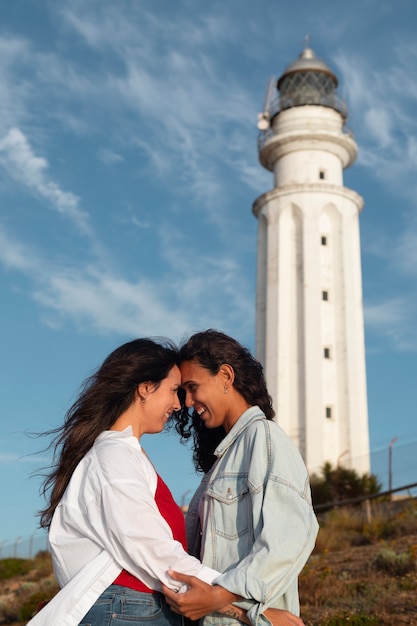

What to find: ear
left=137, top=382, right=153, bottom=402
left=219, top=364, right=235, bottom=388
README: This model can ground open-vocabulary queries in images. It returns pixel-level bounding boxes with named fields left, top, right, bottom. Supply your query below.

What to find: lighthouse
left=253, top=45, right=370, bottom=475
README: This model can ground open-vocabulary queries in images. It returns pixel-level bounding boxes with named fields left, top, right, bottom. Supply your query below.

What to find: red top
left=113, top=473, right=187, bottom=593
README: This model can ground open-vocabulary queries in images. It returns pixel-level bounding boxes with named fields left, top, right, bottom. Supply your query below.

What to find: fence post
left=13, top=536, right=22, bottom=558
left=363, top=498, right=372, bottom=524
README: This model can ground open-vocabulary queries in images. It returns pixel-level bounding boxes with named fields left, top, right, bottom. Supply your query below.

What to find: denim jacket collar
left=214, top=405, right=265, bottom=458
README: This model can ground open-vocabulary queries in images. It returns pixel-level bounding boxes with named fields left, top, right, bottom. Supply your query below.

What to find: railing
left=314, top=481, right=417, bottom=513
left=257, top=119, right=355, bottom=152
left=266, top=93, right=347, bottom=121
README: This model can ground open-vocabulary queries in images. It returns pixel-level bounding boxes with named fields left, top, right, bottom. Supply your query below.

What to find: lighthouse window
left=324, top=347, right=331, bottom=359
left=321, top=235, right=327, bottom=246
left=325, top=406, right=332, bottom=419
left=319, top=170, right=325, bottom=180
left=322, top=290, right=329, bottom=301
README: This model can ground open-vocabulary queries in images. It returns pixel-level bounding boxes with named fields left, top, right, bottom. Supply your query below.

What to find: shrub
left=17, top=581, right=38, bottom=595
left=0, top=558, right=31, bottom=580
left=399, top=572, right=417, bottom=591
left=315, top=508, right=365, bottom=552
left=28, top=551, right=54, bottom=579
left=311, top=462, right=382, bottom=509
left=0, top=595, right=20, bottom=622
left=19, top=590, right=53, bottom=622
left=372, top=548, right=415, bottom=576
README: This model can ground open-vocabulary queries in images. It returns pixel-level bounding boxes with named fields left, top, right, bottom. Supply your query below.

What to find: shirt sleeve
left=83, top=437, right=220, bottom=592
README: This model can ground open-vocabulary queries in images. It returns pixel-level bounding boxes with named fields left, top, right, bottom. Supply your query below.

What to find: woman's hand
left=162, top=571, right=238, bottom=620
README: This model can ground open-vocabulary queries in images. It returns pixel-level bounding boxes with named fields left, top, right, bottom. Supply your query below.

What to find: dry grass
left=0, top=552, right=59, bottom=624
left=1, top=499, right=416, bottom=625
left=300, top=498, right=417, bottom=625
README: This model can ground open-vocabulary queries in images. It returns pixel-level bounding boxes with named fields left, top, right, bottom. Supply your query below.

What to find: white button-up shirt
left=28, top=427, right=220, bottom=626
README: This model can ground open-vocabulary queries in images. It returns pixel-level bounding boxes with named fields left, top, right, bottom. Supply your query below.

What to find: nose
left=173, top=391, right=181, bottom=411
left=184, top=390, right=194, bottom=408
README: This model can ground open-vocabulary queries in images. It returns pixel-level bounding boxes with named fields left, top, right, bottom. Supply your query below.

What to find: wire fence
left=0, top=531, right=49, bottom=560
left=1, top=439, right=416, bottom=560
left=370, top=439, right=417, bottom=492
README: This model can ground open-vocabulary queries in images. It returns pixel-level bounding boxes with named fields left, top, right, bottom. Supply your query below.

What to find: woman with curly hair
left=164, top=330, right=318, bottom=626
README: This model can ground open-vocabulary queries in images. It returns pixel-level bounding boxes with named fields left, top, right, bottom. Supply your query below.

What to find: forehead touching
left=165, top=364, right=181, bottom=385
left=179, top=360, right=210, bottom=384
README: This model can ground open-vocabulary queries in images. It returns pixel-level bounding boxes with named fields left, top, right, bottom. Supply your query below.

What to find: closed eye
left=183, top=383, right=197, bottom=392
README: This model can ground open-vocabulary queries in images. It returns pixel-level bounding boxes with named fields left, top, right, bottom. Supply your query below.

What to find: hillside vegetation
left=300, top=500, right=417, bottom=624
left=1, top=499, right=416, bottom=625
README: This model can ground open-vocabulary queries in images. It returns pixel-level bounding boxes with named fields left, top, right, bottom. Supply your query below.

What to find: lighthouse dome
left=276, top=46, right=346, bottom=119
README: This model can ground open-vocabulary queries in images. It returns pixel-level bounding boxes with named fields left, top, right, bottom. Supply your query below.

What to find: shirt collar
left=95, top=425, right=141, bottom=447
left=214, top=405, right=265, bottom=458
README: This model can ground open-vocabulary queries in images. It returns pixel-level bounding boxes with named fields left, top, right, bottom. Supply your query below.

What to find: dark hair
left=174, top=329, right=274, bottom=472
left=39, top=337, right=178, bottom=529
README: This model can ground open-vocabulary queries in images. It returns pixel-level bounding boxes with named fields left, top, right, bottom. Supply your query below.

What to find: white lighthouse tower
left=253, top=45, right=370, bottom=475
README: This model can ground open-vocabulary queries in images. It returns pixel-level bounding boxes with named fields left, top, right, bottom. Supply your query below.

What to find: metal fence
left=0, top=531, right=49, bottom=559
left=370, top=439, right=416, bottom=493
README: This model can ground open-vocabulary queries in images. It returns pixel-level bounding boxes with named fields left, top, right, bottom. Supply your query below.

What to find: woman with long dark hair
left=28, top=338, right=221, bottom=626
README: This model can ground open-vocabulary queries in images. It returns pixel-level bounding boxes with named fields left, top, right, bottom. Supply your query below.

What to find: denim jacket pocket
left=206, top=475, right=250, bottom=540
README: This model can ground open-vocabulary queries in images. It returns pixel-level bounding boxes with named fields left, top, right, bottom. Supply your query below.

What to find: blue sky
left=1, top=0, right=417, bottom=543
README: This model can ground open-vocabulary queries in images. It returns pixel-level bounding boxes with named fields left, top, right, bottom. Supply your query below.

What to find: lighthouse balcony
left=258, top=102, right=354, bottom=155
left=267, top=91, right=347, bottom=121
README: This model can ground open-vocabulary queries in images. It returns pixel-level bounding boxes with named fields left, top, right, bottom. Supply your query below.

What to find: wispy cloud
left=393, top=220, right=417, bottom=277
left=0, top=128, right=90, bottom=234
left=0, top=222, right=253, bottom=341
left=0, top=19, right=257, bottom=342
left=0, top=452, right=48, bottom=465
left=98, top=147, right=124, bottom=165
left=0, top=227, right=37, bottom=272
left=39, top=261, right=252, bottom=341
left=335, top=42, right=417, bottom=352
left=2, top=6, right=259, bottom=236
left=364, top=297, right=417, bottom=351
left=0, top=35, right=32, bottom=132
left=336, top=45, right=417, bottom=199
left=58, top=4, right=259, bottom=224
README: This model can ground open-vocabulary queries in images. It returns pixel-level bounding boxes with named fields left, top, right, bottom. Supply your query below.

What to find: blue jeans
left=79, top=585, right=184, bottom=626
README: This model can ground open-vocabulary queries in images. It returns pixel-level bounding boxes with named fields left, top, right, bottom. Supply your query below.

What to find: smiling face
left=138, top=365, right=181, bottom=437
left=180, top=360, right=240, bottom=432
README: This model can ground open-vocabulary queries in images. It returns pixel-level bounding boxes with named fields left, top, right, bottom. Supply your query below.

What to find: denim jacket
left=186, top=406, right=319, bottom=626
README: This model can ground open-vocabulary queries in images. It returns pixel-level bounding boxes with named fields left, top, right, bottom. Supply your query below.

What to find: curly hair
left=174, top=388, right=225, bottom=473
left=39, top=337, right=178, bottom=529
left=173, top=329, right=274, bottom=472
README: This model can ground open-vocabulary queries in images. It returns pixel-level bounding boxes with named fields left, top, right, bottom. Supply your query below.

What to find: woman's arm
left=163, top=571, right=237, bottom=619
left=82, top=439, right=221, bottom=591
left=162, top=573, right=305, bottom=626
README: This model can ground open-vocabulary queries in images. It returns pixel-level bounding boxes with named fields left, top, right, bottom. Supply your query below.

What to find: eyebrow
left=181, top=380, right=194, bottom=387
